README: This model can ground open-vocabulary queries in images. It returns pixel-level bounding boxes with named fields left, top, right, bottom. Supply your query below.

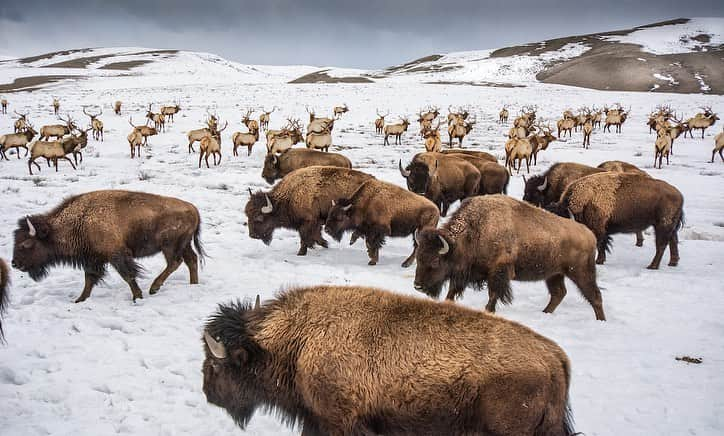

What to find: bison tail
left=562, top=402, right=577, bottom=436
left=503, top=171, right=510, bottom=195
left=0, top=258, right=11, bottom=342
left=193, top=220, right=207, bottom=266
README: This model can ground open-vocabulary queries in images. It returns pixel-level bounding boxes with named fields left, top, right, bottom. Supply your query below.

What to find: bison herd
left=0, top=98, right=698, bottom=435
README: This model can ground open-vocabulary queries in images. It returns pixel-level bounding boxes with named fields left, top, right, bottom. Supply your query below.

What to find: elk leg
left=401, top=235, right=417, bottom=268
left=668, top=232, right=680, bottom=267
left=110, top=252, right=143, bottom=301
left=566, top=262, right=606, bottom=321
left=384, top=134, right=388, bottom=146
left=719, top=149, right=724, bottom=162
left=543, top=274, right=567, bottom=314
left=216, top=152, right=221, bottom=165
left=198, top=153, right=203, bottom=168
left=182, top=243, right=199, bottom=284
left=646, top=226, right=669, bottom=270
left=205, top=154, right=210, bottom=168
left=149, top=254, right=183, bottom=295
left=63, top=156, right=76, bottom=170
left=188, top=142, right=195, bottom=153
left=636, top=231, right=644, bottom=247
left=75, top=267, right=106, bottom=303
left=485, top=265, right=512, bottom=313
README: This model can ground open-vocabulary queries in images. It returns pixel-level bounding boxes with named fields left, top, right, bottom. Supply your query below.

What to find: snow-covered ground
left=603, top=17, right=724, bottom=55
left=0, top=53, right=723, bottom=436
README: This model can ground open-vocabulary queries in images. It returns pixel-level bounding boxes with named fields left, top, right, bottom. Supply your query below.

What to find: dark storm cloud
left=1, top=1, right=722, bottom=67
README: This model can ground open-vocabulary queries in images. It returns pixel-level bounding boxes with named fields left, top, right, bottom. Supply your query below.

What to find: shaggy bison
left=548, top=172, right=684, bottom=269
left=414, top=195, right=606, bottom=320
left=446, top=153, right=509, bottom=194
left=12, top=190, right=204, bottom=302
left=324, top=179, right=439, bottom=266
left=246, top=166, right=373, bottom=256
left=399, top=153, right=480, bottom=216
left=261, top=148, right=352, bottom=184
left=202, top=285, right=575, bottom=435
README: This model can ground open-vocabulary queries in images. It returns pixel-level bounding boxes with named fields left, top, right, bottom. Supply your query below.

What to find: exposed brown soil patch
left=0, top=75, right=76, bottom=93
left=18, top=48, right=94, bottom=64
left=99, top=60, right=152, bottom=71
left=424, top=81, right=524, bottom=88
left=385, top=54, right=444, bottom=73
left=289, top=70, right=373, bottom=84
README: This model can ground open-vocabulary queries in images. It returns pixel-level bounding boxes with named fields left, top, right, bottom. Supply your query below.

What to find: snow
left=604, top=17, right=724, bottom=55
left=0, top=49, right=723, bottom=436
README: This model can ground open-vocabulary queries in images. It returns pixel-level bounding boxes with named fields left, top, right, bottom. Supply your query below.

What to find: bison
left=12, top=190, right=205, bottom=303
left=446, top=153, right=509, bottom=194
left=597, top=160, right=648, bottom=175
left=414, top=195, right=606, bottom=320
left=324, top=179, right=439, bottom=267
left=261, top=148, right=352, bottom=184
left=246, top=166, right=373, bottom=256
left=547, top=172, right=684, bottom=269
left=202, top=285, right=575, bottom=435
left=440, top=148, right=497, bottom=162
left=399, top=153, right=480, bottom=216
left=0, top=258, right=9, bottom=341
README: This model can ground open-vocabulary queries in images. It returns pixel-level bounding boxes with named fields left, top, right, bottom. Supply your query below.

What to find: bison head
left=202, top=298, right=265, bottom=429
left=324, top=199, right=355, bottom=242
left=261, top=154, right=281, bottom=184
left=400, top=159, right=436, bottom=195
left=12, top=216, right=53, bottom=281
left=522, top=175, right=548, bottom=207
left=413, top=229, right=454, bottom=298
left=245, top=190, right=276, bottom=245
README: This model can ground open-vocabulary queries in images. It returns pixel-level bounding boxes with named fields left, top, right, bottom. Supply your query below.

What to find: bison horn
left=261, top=194, right=273, bottom=214
left=247, top=187, right=253, bottom=196
left=26, top=217, right=36, bottom=237
left=567, top=208, right=576, bottom=221
left=204, top=331, right=227, bottom=359
left=342, top=204, right=352, bottom=212
left=438, top=235, right=449, bottom=255
left=254, top=294, right=260, bottom=310
left=537, top=177, right=548, bottom=191
left=399, top=160, right=410, bottom=178
left=271, top=154, right=278, bottom=165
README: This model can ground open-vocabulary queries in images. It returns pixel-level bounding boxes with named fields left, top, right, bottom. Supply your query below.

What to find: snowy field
left=0, top=62, right=723, bottom=436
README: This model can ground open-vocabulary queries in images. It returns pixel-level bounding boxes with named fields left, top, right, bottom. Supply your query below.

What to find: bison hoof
left=297, top=249, right=308, bottom=256
left=74, top=297, right=87, bottom=304
left=668, top=260, right=679, bottom=267
left=149, top=287, right=159, bottom=295
left=368, top=260, right=377, bottom=266
left=646, top=264, right=659, bottom=270
left=635, top=241, right=643, bottom=247
left=401, top=260, right=414, bottom=268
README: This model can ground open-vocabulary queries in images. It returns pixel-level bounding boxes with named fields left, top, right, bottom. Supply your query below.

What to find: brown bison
left=0, top=258, right=9, bottom=341
left=399, top=153, right=480, bottom=216
left=597, top=160, right=648, bottom=175
left=523, top=162, right=604, bottom=208
left=261, top=148, right=352, bottom=184
left=446, top=153, right=509, bottom=194
left=12, top=190, right=205, bottom=303
left=202, top=285, right=575, bottom=435
left=246, top=166, right=373, bottom=256
left=414, top=195, right=606, bottom=320
left=324, top=179, right=439, bottom=266
left=440, top=148, right=497, bottom=162
left=547, top=172, right=684, bottom=269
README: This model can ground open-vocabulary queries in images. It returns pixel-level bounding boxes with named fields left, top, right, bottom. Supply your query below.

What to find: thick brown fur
left=548, top=172, right=684, bottom=269
left=414, top=195, right=606, bottom=320
left=440, top=148, right=496, bottom=162
left=245, top=166, right=373, bottom=256
left=401, top=152, right=480, bottom=216
left=12, top=190, right=204, bottom=303
left=0, top=258, right=9, bottom=341
left=324, top=179, right=439, bottom=266
left=261, top=148, right=352, bottom=184
left=523, top=162, right=605, bottom=208
left=597, top=160, right=648, bottom=175
left=446, top=153, right=509, bottom=194
left=202, top=285, right=575, bottom=436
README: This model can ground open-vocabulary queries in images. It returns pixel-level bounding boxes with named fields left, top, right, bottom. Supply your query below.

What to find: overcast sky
left=1, top=1, right=722, bottom=68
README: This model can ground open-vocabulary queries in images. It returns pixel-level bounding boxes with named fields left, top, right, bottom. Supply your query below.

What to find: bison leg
left=543, top=274, right=567, bottom=314
left=485, top=265, right=513, bottom=313
left=444, top=277, right=466, bottom=301
left=110, top=252, right=144, bottom=301
left=349, top=230, right=363, bottom=245
left=595, top=237, right=608, bottom=265
left=149, top=254, right=183, bottom=295
left=75, top=267, right=106, bottom=303
left=182, top=243, right=199, bottom=284
left=297, top=222, right=319, bottom=256
left=365, top=232, right=385, bottom=266
left=401, top=235, right=417, bottom=268
left=668, top=232, right=680, bottom=267
left=567, top=263, right=606, bottom=321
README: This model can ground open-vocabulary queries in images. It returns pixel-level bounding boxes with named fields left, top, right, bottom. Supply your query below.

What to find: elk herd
left=0, top=91, right=720, bottom=436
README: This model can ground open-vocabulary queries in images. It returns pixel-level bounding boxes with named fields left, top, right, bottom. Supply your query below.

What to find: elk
left=374, top=109, right=388, bottom=134
left=592, top=107, right=603, bottom=129
left=448, top=116, right=475, bottom=147
left=446, top=106, right=469, bottom=126
left=423, top=121, right=442, bottom=152
left=712, top=128, right=724, bottom=163
left=82, top=106, right=104, bottom=141
left=127, top=129, right=144, bottom=159
left=529, top=124, right=557, bottom=165
left=114, top=100, right=122, bottom=115
left=383, top=117, right=410, bottom=145
left=305, top=130, right=332, bottom=152
left=333, top=103, right=349, bottom=118
left=506, top=138, right=533, bottom=174
left=418, top=106, right=440, bottom=123
left=654, top=128, right=672, bottom=169
left=39, top=115, right=75, bottom=140
left=13, top=110, right=29, bottom=133
left=259, top=106, right=276, bottom=130
left=232, top=127, right=260, bottom=157
left=306, top=106, right=334, bottom=134
left=647, top=105, right=673, bottom=134
left=206, top=110, right=219, bottom=131
left=52, top=97, right=60, bottom=115
left=498, top=106, right=509, bottom=123
left=267, top=119, right=304, bottom=154
left=241, top=109, right=259, bottom=133
left=685, top=107, right=719, bottom=139
left=604, top=104, right=630, bottom=133
left=199, top=122, right=227, bottom=168
left=27, top=139, right=77, bottom=175
left=662, top=114, right=689, bottom=154
left=146, top=104, right=166, bottom=132
left=160, top=101, right=181, bottom=122
left=556, top=116, right=575, bottom=138
left=1, top=98, right=7, bottom=114
left=0, top=123, right=36, bottom=160
left=581, top=109, right=593, bottom=148
left=513, top=105, right=536, bottom=129
left=59, top=126, right=91, bottom=165
left=129, top=117, right=158, bottom=146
